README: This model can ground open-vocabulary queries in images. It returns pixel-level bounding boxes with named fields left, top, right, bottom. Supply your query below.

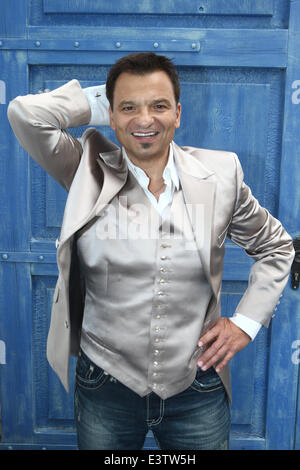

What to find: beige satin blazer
left=7, top=79, right=295, bottom=396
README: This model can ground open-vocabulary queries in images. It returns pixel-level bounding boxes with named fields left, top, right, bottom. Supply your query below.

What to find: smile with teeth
left=132, top=131, right=159, bottom=137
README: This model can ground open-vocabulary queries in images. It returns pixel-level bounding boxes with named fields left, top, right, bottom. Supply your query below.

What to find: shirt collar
left=122, top=144, right=180, bottom=191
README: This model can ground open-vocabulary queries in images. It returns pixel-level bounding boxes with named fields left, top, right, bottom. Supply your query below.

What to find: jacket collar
left=171, top=141, right=215, bottom=180
left=96, top=140, right=215, bottom=185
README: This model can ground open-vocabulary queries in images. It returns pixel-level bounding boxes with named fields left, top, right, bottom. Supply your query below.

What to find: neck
left=126, top=148, right=170, bottom=182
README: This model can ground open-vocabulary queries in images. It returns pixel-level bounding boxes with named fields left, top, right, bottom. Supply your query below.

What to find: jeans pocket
left=190, top=367, right=224, bottom=393
left=76, top=350, right=109, bottom=390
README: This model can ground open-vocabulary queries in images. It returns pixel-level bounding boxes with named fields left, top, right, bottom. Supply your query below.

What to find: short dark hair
left=106, top=52, right=180, bottom=109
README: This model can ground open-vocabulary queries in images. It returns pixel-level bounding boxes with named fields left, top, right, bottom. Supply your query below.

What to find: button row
left=151, top=241, right=172, bottom=393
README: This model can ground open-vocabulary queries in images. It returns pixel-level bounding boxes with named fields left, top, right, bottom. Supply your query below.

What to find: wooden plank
left=0, top=38, right=200, bottom=52
left=0, top=0, right=27, bottom=37
left=0, top=50, right=30, bottom=252
left=0, top=263, right=34, bottom=442
left=1, top=29, right=287, bottom=68
left=0, top=251, right=56, bottom=263
left=0, top=49, right=35, bottom=444
left=43, top=0, right=274, bottom=16
left=32, top=276, right=76, bottom=430
left=201, top=28, right=287, bottom=67
left=3, top=28, right=283, bottom=68
left=229, top=437, right=266, bottom=450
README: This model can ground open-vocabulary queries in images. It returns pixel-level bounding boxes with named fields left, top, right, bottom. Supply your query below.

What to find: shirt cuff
left=229, top=313, right=262, bottom=341
left=83, top=84, right=110, bottom=126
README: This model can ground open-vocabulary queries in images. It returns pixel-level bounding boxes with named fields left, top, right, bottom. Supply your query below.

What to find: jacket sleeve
left=228, top=153, right=295, bottom=327
left=7, top=79, right=91, bottom=191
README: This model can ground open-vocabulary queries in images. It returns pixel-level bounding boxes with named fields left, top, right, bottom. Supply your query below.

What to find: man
left=7, top=53, right=294, bottom=450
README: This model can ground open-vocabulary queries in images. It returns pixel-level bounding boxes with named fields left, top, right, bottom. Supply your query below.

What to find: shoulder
left=180, top=145, right=236, bottom=163
left=178, top=144, right=239, bottom=176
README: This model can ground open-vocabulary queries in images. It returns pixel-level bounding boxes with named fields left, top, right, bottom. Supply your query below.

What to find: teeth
left=132, top=132, right=157, bottom=137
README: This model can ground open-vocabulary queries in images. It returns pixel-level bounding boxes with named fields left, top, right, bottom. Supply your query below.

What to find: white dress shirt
left=123, top=144, right=179, bottom=217
left=83, top=84, right=262, bottom=341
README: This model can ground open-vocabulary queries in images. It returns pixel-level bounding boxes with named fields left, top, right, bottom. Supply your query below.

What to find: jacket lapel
left=172, top=142, right=217, bottom=296
left=59, top=147, right=128, bottom=244
left=94, top=149, right=128, bottom=215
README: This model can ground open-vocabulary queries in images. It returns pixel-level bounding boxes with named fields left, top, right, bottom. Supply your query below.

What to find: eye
left=122, top=106, right=135, bottom=112
left=154, top=104, right=167, bottom=110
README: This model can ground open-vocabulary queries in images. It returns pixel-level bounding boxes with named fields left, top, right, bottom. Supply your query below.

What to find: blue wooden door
left=0, top=0, right=299, bottom=450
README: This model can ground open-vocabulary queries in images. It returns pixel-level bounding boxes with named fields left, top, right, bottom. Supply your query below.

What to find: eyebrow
left=152, top=98, right=172, bottom=106
left=118, top=100, right=136, bottom=108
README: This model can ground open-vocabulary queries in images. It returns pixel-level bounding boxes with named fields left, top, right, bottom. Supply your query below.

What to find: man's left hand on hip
left=197, top=318, right=251, bottom=373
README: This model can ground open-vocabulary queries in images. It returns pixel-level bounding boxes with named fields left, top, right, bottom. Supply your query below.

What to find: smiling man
left=109, top=70, right=181, bottom=169
left=7, top=53, right=294, bottom=450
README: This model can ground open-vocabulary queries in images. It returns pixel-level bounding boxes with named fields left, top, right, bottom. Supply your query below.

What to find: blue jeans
left=74, top=349, right=230, bottom=450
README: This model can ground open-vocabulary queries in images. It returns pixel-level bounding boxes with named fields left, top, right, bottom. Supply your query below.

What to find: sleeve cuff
left=83, top=84, right=110, bottom=126
left=229, top=313, right=262, bottom=341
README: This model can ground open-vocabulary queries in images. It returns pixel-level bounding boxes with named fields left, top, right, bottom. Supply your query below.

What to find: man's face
left=109, top=71, right=181, bottom=165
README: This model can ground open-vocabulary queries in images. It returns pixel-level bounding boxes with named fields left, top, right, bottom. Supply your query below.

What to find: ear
left=175, top=103, right=181, bottom=129
left=109, top=106, right=115, bottom=130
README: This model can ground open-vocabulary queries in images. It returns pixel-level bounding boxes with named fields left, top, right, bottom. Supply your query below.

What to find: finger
left=214, top=349, right=236, bottom=372
left=198, top=323, right=220, bottom=347
left=198, top=339, right=225, bottom=370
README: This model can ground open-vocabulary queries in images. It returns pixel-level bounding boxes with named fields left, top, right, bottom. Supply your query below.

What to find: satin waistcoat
left=76, top=171, right=213, bottom=399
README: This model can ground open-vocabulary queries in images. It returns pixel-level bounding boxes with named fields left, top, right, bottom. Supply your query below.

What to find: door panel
left=0, top=0, right=299, bottom=450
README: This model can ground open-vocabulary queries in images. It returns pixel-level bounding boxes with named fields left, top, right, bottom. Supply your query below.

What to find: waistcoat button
left=157, top=291, right=165, bottom=296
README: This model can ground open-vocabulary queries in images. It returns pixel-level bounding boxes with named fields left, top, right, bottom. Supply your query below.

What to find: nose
left=135, top=107, right=155, bottom=128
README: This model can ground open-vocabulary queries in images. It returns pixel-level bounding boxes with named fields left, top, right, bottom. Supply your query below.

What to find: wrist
left=83, top=84, right=110, bottom=126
